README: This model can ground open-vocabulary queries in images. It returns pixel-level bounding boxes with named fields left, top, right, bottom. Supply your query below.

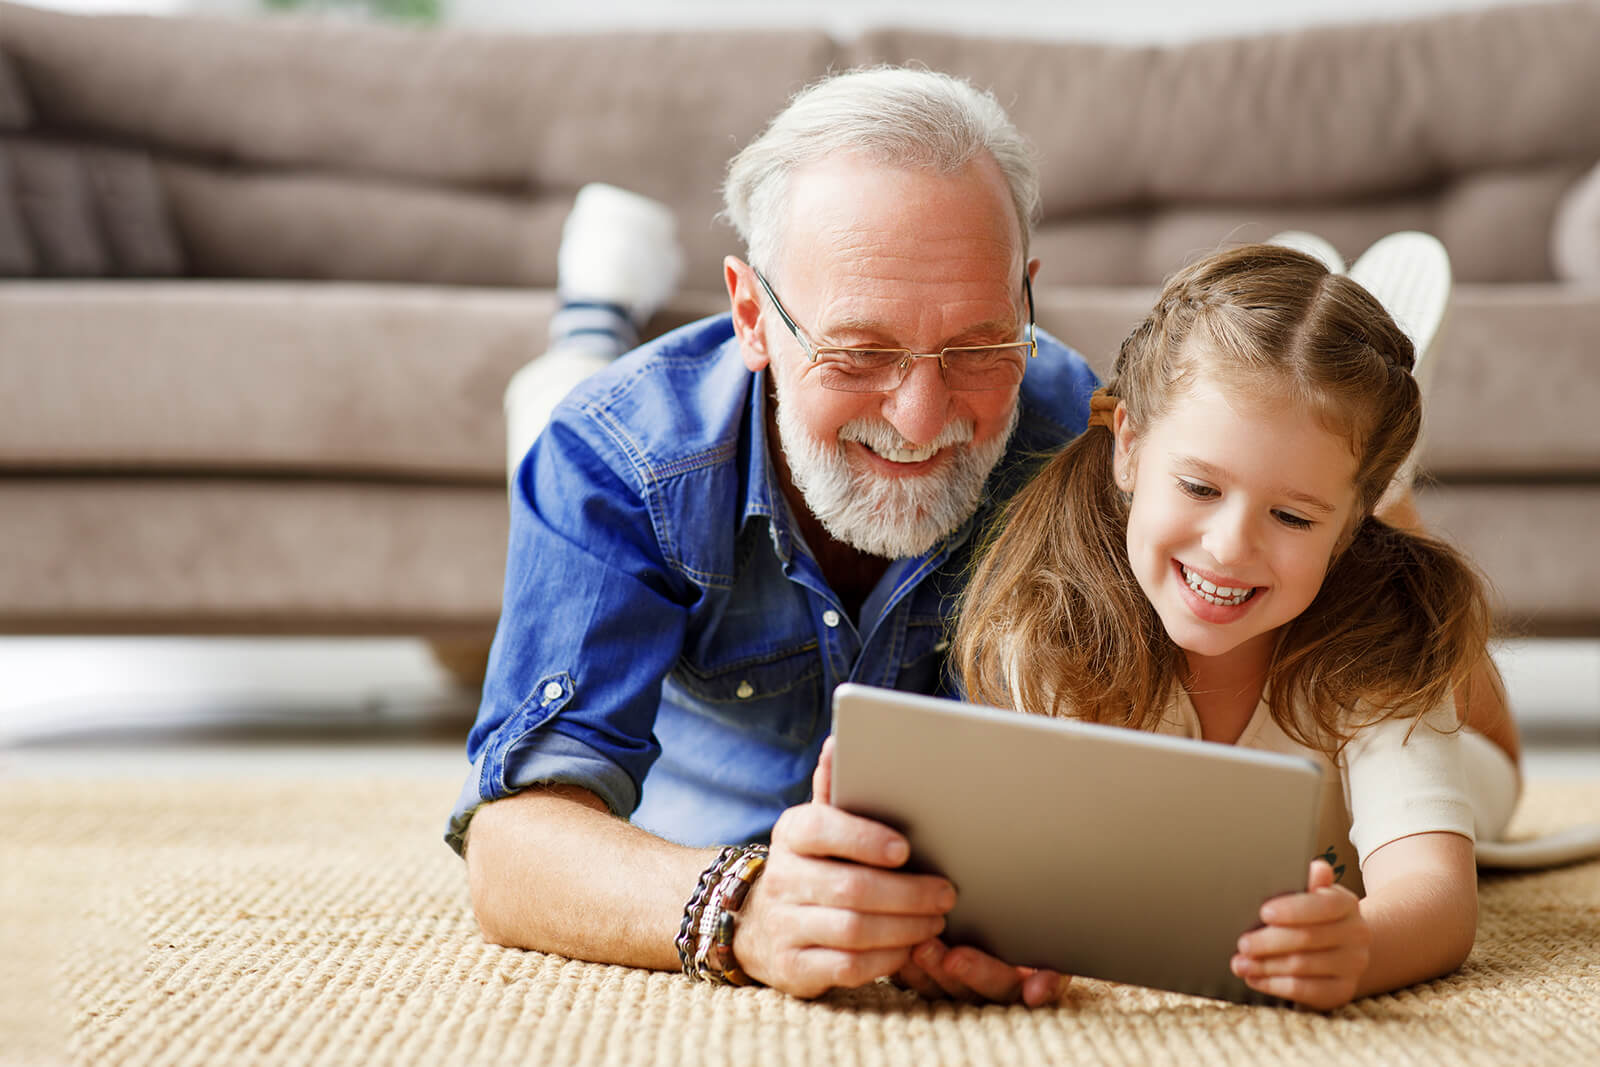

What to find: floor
left=0, top=636, right=1596, bottom=781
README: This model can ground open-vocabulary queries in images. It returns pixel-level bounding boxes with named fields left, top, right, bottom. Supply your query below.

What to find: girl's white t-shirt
left=1153, top=691, right=1475, bottom=897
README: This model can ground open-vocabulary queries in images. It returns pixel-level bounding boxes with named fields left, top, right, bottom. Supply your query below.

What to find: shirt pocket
left=897, top=614, right=953, bottom=695
left=666, top=644, right=823, bottom=748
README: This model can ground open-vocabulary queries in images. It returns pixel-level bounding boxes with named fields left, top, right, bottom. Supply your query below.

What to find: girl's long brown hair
left=954, top=243, right=1496, bottom=753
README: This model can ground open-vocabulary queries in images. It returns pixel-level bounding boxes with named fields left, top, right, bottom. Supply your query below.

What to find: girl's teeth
left=1182, top=565, right=1254, bottom=606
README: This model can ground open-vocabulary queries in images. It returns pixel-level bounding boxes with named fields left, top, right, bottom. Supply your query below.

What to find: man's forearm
left=464, top=785, right=717, bottom=972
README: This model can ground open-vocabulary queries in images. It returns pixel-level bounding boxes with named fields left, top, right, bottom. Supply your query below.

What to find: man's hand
left=894, top=940, right=1071, bottom=1007
left=734, top=738, right=1068, bottom=1005
left=1231, top=859, right=1372, bottom=1011
left=733, top=737, right=954, bottom=997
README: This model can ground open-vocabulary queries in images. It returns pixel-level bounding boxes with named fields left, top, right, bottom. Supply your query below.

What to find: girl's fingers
left=1238, top=917, right=1364, bottom=958
left=1260, top=884, right=1359, bottom=926
left=1241, top=972, right=1360, bottom=1012
left=1232, top=945, right=1366, bottom=980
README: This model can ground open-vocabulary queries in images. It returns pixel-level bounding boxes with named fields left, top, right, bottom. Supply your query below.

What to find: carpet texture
left=3, top=775, right=1598, bottom=1066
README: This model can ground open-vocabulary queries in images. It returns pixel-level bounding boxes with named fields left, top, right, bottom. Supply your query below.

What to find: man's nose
left=880, top=356, right=954, bottom=447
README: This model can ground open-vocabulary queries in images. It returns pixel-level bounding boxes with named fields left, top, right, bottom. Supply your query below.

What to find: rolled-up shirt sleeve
left=446, top=409, right=691, bottom=856
left=1341, top=699, right=1476, bottom=868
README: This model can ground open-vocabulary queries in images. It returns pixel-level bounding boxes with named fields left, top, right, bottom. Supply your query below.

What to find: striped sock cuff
left=549, top=302, right=640, bottom=360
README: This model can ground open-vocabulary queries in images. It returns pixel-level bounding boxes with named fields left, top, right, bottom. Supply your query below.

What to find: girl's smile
left=1114, top=368, right=1361, bottom=676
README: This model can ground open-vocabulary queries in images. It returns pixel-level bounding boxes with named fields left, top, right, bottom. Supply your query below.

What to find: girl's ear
left=1111, top=402, right=1137, bottom=490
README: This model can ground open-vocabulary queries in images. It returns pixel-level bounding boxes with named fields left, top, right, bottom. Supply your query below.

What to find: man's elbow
left=461, top=811, right=524, bottom=949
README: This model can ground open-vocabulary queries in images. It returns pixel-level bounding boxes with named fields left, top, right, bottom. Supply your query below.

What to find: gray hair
left=722, top=67, right=1041, bottom=276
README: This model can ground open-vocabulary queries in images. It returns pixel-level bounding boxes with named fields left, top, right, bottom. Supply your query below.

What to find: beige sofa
left=3, top=0, right=1599, bottom=664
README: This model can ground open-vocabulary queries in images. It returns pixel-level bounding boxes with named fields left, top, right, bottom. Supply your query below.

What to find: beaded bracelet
left=705, top=848, right=768, bottom=985
left=691, top=846, right=770, bottom=986
left=676, top=846, right=738, bottom=976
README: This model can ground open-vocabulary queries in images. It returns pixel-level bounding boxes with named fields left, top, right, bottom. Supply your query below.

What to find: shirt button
left=736, top=681, right=755, bottom=699
left=542, top=681, right=563, bottom=702
left=822, top=610, right=842, bottom=628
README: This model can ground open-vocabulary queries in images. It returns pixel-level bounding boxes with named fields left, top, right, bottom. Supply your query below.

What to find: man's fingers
left=772, top=801, right=911, bottom=869
left=792, top=907, right=946, bottom=952
left=768, top=851, right=953, bottom=916
left=785, top=947, right=916, bottom=998
left=892, top=958, right=949, bottom=1000
left=928, top=945, right=1027, bottom=1004
left=813, top=736, right=835, bottom=805
left=1020, top=967, right=1071, bottom=1007
left=910, top=939, right=979, bottom=1000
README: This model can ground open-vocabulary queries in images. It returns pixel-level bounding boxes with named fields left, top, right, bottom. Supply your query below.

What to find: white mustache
left=836, top=418, right=975, bottom=454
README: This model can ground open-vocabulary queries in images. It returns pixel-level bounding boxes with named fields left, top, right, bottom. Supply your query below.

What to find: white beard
left=773, top=382, right=1020, bottom=560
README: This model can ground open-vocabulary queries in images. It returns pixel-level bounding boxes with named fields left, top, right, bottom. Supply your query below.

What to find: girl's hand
left=1230, top=859, right=1371, bottom=1011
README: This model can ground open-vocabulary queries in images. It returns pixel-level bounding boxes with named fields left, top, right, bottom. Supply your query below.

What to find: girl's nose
left=1203, top=508, right=1256, bottom=568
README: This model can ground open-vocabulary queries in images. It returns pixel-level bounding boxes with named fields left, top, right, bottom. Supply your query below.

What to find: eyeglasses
left=752, top=268, right=1037, bottom=393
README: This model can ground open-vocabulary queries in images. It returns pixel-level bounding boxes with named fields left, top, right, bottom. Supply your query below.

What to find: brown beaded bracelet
left=692, top=846, right=769, bottom=986
left=707, top=849, right=768, bottom=985
left=676, top=846, right=738, bottom=977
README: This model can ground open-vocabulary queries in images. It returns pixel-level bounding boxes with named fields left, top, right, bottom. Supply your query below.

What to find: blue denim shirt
left=446, top=314, right=1098, bottom=855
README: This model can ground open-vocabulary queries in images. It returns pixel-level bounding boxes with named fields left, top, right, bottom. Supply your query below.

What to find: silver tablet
left=829, top=683, right=1323, bottom=1005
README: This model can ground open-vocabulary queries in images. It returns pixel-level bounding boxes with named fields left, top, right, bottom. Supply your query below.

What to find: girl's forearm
left=1355, top=838, right=1478, bottom=997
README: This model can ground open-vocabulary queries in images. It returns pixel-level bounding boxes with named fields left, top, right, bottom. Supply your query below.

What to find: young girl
left=953, top=242, right=1522, bottom=1011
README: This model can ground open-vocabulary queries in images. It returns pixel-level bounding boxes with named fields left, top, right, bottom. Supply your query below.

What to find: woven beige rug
left=3, top=774, right=1598, bottom=1066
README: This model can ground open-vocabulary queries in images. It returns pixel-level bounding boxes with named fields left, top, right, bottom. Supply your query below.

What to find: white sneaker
left=1267, top=230, right=1346, bottom=274
left=1348, top=231, right=1451, bottom=395
left=1349, top=231, right=1452, bottom=491
left=556, top=182, right=683, bottom=327
left=503, top=346, right=615, bottom=488
left=1476, top=824, right=1600, bottom=870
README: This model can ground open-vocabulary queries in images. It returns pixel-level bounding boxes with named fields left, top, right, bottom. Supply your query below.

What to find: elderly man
left=447, top=68, right=1099, bottom=1005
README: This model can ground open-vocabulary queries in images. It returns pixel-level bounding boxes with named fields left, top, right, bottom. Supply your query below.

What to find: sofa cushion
left=1031, top=165, right=1579, bottom=286
left=0, top=479, right=508, bottom=635
left=0, top=282, right=552, bottom=477
left=1552, top=159, right=1600, bottom=283
left=1419, top=484, right=1600, bottom=635
left=157, top=159, right=568, bottom=286
left=0, top=46, right=28, bottom=130
left=1034, top=282, right=1600, bottom=480
left=0, top=142, right=34, bottom=274
left=848, top=2, right=1600, bottom=215
left=0, top=3, right=831, bottom=213
left=0, top=136, right=184, bottom=276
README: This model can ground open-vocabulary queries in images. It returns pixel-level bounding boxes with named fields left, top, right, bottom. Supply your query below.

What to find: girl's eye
left=1177, top=478, right=1218, bottom=500
left=1274, top=510, right=1315, bottom=530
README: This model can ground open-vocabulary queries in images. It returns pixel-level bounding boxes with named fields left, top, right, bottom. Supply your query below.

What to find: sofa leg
left=429, top=638, right=492, bottom=692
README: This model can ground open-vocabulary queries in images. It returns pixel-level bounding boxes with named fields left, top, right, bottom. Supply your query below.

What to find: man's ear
left=1111, top=401, right=1136, bottom=490
left=1027, top=257, right=1041, bottom=284
left=725, top=256, right=771, bottom=373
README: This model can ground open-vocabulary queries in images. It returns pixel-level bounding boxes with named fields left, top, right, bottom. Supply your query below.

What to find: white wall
left=446, top=0, right=1548, bottom=43
left=15, top=0, right=1553, bottom=43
